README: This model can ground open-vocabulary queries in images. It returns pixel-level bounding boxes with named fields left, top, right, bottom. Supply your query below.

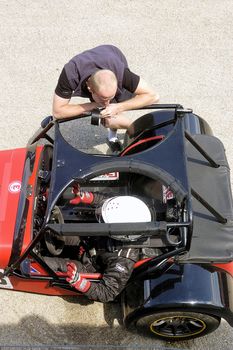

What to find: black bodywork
left=4, top=104, right=233, bottom=340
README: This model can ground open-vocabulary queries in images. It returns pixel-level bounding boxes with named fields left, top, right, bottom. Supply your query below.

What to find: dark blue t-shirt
left=55, top=45, right=139, bottom=101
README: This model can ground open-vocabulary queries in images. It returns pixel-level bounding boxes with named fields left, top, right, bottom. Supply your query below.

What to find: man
left=43, top=188, right=151, bottom=303
left=66, top=248, right=139, bottom=303
left=65, top=192, right=152, bottom=303
left=53, top=45, right=159, bottom=152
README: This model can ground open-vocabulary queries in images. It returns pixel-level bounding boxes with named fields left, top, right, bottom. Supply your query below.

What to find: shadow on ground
left=0, top=311, right=232, bottom=350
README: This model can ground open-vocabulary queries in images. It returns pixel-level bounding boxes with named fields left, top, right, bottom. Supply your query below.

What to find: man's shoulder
left=69, top=45, right=124, bottom=63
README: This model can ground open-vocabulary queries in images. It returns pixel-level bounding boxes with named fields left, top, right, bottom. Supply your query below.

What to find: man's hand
left=100, top=78, right=159, bottom=118
left=100, top=103, right=122, bottom=118
left=66, top=262, right=91, bottom=293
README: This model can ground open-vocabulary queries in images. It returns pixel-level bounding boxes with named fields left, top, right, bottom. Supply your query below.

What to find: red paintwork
left=213, top=262, right=233, bottom=277
left=0, top=146, right=44, bottom=270
left=0, top=148, right=27, bottom=268
left=8, top=275, right=78, bottom=296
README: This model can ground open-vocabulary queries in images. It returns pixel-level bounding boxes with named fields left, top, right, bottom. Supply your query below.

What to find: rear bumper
left=122, top=263, right=233, bottom=327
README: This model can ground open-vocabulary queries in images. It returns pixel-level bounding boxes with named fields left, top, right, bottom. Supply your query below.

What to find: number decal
left=8, top=181, right=21, bottom=194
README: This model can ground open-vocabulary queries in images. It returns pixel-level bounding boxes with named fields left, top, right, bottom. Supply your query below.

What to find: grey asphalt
left=0, top=1, right=233, bottom=349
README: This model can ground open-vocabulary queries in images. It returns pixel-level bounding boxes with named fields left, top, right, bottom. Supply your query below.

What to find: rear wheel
left=135, top=311, right=220, bottom=341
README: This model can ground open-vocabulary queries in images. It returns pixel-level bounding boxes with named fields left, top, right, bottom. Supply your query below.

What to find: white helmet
left=98, top=196, right=151, bottom=242
left=100, top=196, right=151, bottom=223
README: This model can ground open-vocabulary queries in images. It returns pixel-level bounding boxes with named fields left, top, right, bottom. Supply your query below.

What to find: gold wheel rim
left=149, top=315, right=206, bottom=338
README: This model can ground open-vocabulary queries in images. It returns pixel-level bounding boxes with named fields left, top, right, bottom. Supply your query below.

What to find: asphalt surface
left=0, top=1, right=233, bottom=349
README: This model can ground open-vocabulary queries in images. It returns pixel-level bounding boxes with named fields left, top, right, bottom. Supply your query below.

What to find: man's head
left=86, top=70, right=118, bottom=106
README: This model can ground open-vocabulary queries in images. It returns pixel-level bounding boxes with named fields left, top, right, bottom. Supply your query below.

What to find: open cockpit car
left=1, top=104, right=233, bottom=341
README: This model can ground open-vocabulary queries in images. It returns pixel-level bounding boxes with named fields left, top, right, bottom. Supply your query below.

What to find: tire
left=134, top=311, right=220, bottom=341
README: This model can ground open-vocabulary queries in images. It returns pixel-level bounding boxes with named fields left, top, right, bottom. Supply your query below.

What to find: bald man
left=53, top=45, right=159, bottom=153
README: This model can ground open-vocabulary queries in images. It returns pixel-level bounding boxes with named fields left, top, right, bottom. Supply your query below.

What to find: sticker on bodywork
left=0, top=269, right=13, bottom=289
left=91, top=172, right=119, bottom=181
left=30, top=267, right=41, bottom=274
left=162, top=185, right=174, bottom=203
left=8, top=180, right=21, bottom=194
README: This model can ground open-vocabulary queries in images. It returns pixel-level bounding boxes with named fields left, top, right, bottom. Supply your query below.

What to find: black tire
left=135, top=311, right=220, bottom=341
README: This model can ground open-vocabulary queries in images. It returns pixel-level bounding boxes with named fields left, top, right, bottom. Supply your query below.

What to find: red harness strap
left=120, top=135, right=164, bottom=157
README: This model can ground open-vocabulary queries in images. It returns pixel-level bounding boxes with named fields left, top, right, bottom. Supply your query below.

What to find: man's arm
left=100, top=78, right=159, bottom=118
left=52, top=94, right=99, bottom=119
left=66, top=251, right=137, bottom=303
left=84, top=255, right=135, bottom=303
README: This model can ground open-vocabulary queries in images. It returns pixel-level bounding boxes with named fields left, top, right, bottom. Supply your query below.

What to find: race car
left=0, top=104, right=233, bottom=341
